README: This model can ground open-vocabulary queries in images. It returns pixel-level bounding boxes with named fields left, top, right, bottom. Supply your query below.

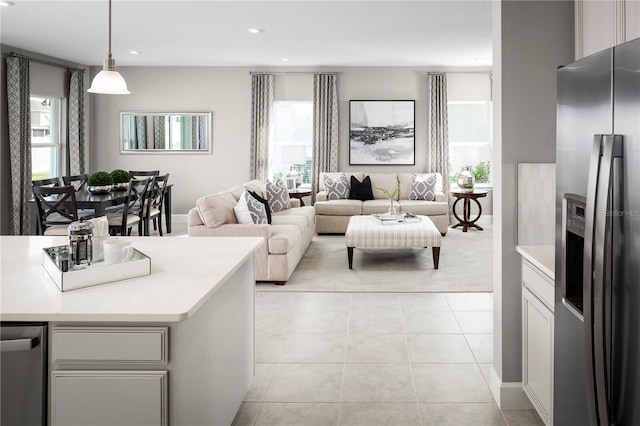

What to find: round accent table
left=288, top=189, right=312, bottom=206
left=450, top=189, right=488, bottom=232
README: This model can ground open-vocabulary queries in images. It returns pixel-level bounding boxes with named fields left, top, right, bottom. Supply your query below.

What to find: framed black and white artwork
left=349, top=100, right=415, bottom=165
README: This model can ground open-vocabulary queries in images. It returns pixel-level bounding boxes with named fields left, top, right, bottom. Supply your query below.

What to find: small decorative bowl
left=112, top=182, right=129, bottom=191
left=87, top=185, right=113, bottom=194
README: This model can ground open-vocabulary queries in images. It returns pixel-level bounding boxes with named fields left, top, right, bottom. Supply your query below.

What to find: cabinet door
left=523, top=288, right=554, bottom=425
left=51, top=370, right=167, bottom=426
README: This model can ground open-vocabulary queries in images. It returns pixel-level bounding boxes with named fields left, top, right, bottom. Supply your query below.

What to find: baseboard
left=489, top=367, right=533, bottom=409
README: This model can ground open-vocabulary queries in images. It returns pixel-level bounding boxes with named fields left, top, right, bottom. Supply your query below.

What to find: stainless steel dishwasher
left=1, top=323, right=47, bottom=426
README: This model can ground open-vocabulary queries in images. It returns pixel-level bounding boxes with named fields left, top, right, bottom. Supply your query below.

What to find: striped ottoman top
left=345, top=215, right=442, bottom=249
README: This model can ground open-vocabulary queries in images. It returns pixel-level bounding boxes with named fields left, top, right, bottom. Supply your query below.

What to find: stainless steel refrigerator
left=555, top=37, right=640, bottom=426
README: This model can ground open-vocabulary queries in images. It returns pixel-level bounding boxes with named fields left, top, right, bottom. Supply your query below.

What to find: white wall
left=90, top=66, right=491, bottom=214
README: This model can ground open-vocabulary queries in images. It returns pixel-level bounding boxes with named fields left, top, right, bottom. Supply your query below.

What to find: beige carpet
left=256, top=220, right=493, bottom=293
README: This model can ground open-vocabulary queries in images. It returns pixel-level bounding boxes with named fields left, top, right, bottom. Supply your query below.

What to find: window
left=269, top=101, right=313, bottom=185
left=448, top=101, right=492, bottom=184
left=31, top=95, right=64, bottom=180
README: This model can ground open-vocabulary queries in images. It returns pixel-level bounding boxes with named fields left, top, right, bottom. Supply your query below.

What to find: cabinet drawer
left=522, top=260, right=554, bottom=311
left=52, top=327, right=168, bottom=364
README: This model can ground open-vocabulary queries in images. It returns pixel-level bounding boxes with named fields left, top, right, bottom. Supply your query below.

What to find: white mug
left=103, top=238, right=134, bottom=264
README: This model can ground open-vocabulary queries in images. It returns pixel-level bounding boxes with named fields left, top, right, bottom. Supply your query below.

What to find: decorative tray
left=371, top=213, right=422, bottom=225
left=42, top=245, right=151, bottom=292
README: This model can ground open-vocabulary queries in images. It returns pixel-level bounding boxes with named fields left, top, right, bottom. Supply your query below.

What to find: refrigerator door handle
left=585, top=134, right=623, bottom=426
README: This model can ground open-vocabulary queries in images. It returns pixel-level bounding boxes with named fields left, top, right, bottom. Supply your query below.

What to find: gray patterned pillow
left=324, top=173, right=350, bottom=200
left=266, top=180, right=291, bottom=212
left=245, top=191, right=269, bottom=224
left=409, top=173, right=437, bottom=201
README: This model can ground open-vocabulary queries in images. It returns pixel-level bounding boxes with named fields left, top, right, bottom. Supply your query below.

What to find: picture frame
left=349, top=100, right=415, bottom=165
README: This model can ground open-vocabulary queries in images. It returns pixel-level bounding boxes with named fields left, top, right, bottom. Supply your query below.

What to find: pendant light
left=88, top=0, right=130, bottom=94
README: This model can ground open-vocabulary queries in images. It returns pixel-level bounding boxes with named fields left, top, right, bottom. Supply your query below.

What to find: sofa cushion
left=362, top=199, right=398, bottom=215
left=227, top=185, right=246, bottom=201
left=324, top=173, right=350, bottom=200
left=398, top=173, right=443, bottom=199
left=409, top=173, right=437, bottom=201
left=272, top=205, right=315, bottom=227
left=271, top=214, right=308, bottom=233
left=196, top=192, right=238, bottom=228
left=243, top=179, right=266, bottom=198
left=349, top=175, right=374, bottom=201
left=268, top=225, right=301, bottom=255
left=319, top=172, right=363, bottom=192
left=398, top=200, right=449, bottom=215
left=249, top=191, right=272, bottom=224
left=234, top=191, right=253, bottom=224
left=266, top=180, right=291, bottom=212
left=314, top=199, right=363, bottom=216
left=246, top=191, right=269, bottom=224
left=369, top=173, right=400, bottom=199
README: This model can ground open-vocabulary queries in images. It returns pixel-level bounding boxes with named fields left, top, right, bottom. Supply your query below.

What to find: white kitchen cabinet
left=576, top=0, right=640, bottom=60
left=519, top=255, right=555, bottom=426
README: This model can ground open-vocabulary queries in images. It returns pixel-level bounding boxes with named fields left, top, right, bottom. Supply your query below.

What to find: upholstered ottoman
left=344, top=215, right=442, bottom=269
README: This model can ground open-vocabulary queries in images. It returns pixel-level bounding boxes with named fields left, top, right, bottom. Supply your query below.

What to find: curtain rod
left=249, top=71, right=340, bottom=75
left=10, top=52, right=86, bottom=73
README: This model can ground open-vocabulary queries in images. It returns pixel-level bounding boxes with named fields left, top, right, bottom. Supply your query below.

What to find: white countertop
left=0, top=236, right=261, bottom=322
left=516, top=244, right=555, bottom=280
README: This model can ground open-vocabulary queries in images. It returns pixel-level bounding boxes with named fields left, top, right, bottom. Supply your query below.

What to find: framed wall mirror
left=120, top=112, right=212, bottom=154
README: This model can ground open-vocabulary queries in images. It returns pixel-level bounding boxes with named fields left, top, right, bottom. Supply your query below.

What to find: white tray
left=42, top=245, right=151, bottom=292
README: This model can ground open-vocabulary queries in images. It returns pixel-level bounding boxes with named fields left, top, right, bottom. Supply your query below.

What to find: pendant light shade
left=88, top=0, right=130, bottom=95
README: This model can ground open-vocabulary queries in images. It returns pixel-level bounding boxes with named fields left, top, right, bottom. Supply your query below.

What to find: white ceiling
left=0, top=0, right=492, bottom=67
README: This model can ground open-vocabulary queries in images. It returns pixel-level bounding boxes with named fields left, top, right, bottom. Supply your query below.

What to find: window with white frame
left=31, top=95, right=64, bottom=180
left=269, top=101, right=313, bottom=186
left=448, top=101, right=492, bottom=184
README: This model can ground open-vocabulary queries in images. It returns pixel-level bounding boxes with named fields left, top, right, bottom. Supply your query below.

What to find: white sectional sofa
left=188, top=180, right=315, bottom=285
left=314, top=172, right=449, bottom=235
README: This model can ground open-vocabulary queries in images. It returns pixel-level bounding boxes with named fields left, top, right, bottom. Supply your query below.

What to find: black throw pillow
left=349, top=175, right=374, bottom=201
left=249, top=191, right=272, bottom=224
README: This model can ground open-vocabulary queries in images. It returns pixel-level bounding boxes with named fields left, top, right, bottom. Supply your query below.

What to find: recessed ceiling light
left=247, top=28, right=263, bottom=34
left=280, top=58, right=290, bottom=62
left=129, top=50, right=140, bottom=55
left=0, top=1, right=15, bottom=6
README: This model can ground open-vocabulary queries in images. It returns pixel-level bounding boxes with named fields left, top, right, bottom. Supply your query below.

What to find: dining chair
left=60, top=174, right=95, bottom=219
left=142, top=174, right=170, bottom=236
left=128, top=170, right=160, bottom=179
left=106, top=178, right=151, bottom=236
left=31, top=185, right=80, bottom=235
left=32, top=177, right=62, bottom=188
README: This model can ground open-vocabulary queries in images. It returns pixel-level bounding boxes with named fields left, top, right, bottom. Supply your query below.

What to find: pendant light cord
left=108, top=0, right=112, bottom=60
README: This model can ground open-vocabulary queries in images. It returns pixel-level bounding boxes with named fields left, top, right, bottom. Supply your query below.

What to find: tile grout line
left=398, top=293, right=424, bottom=425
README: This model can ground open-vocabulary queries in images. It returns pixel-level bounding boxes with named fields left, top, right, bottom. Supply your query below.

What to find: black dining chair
left=32, top=177, right=62, bottom=188
left=60, top=174, right=95, bottom=219
left=142, top=174, right=170, bottom=236
left=31, top=185, right=80, bottom=235
left=129, top=170, right=160, bottom=179
left=106, top=178, right=151, bottom=236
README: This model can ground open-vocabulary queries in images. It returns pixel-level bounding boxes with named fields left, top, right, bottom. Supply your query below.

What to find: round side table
left=288, top=189, right=312, bottom=206
left=450, top=189, right=488, bottom=232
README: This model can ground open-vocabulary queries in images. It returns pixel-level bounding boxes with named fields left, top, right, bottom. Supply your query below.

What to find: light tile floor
left=233, top=291, right=544, bottom=426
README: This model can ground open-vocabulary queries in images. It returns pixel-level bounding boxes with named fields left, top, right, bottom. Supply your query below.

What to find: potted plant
left=87, top=171, right=114, bottom=194
left=110, top=169, right=131, bottom=191
left=376, top=186, right=400, bottom=216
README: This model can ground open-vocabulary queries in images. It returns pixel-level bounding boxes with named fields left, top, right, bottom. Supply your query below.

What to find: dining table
left=29, top=185, right=173, bottom=235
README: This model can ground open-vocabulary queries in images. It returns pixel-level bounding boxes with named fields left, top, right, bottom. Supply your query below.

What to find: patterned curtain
left=312, top=74, right=339, bottom=204
left=7, top=56, right=32, bottom=235
left=153, top=116, right=165, bottom=149
left=135, top=116, right=147, bottom=149
left=67, top=69, right=85, bottom=175
left=249, top=74, right=273, bottom=181
left=427, top=73, right=450, bottom=196
left=198, top=115, right=207, bottom=150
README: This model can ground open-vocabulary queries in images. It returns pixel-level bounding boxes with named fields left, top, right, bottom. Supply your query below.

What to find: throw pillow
left=409, top=173, right=437, bottom=201
left=234, top=191, right=254, bottom=224
left=348, top=175, right=374, bottom=201
left=245, top=192, right=269, bottom=225
left=266, top=180, right=291, bottom=213
left=249, top=191, right=272, bottom=224
left=195, top=192, right=238, bottom=228
left=324, top=173, right=349, bottom=200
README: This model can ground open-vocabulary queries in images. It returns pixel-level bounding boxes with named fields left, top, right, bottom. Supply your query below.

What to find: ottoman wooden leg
left=347, top=247, right=354, bottom=269
left=432, top=247, right=440, bottom=269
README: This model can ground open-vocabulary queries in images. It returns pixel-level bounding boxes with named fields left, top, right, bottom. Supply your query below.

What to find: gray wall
left=493, top=0, right=573, bottom=391
left=89, top=66, right=492, bottom=215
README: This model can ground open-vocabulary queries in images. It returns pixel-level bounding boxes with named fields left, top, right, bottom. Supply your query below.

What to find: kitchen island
left=1, top=235, right=262, bottom=426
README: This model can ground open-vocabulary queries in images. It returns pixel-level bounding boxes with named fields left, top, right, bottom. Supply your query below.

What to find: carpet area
left=256, top=219, right=493, bottom=293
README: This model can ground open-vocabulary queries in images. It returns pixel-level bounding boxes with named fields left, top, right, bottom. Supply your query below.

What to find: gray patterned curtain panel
left=7, top=56, right=32, bottom=235
left=67, top=69, right=85, bottom=175
left=153, top=116, right=165, bottom=149
left=135, top=116, right=147, bottom=149
left=312, top=74, right=339, bottom=204
left=249, top=74, right=273, bottom=181
left=427, top=72, right=450, bottom=196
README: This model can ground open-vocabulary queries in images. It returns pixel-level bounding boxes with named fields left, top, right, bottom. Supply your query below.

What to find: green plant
left=472, top=161, right=491, bottom=184
left=376, top=186, right=399, bottom=200
left=110, top=169, right=131, bottom=184
left=88, top=171, right=114, bottom=186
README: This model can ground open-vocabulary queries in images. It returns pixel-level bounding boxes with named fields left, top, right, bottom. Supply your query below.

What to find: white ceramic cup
left=103, top=238, right=134, bottom=264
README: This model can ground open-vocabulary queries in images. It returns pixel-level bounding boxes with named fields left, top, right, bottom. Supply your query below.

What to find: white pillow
left=234, top=191, right=253, bottom=224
